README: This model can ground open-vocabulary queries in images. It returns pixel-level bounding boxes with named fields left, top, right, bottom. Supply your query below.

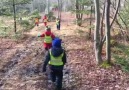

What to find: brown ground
left=0, top=12, right=129, bottom=90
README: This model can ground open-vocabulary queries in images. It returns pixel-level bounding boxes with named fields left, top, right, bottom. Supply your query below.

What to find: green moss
left=100, top=61, right=111, bottom=69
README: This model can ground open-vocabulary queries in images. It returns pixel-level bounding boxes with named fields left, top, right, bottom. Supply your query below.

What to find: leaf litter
left=0, top=16, right=129, bottom=90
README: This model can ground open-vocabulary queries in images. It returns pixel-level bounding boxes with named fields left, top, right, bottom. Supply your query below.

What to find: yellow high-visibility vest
left=49, top=50, right=64, bottom=66
left=44, top=19, right=47, bottom=22
left=56, top=20, right=59, bottom=25
left=35, top=18, right=39, bottom=23
left=44, top=34, right=52, bottom=43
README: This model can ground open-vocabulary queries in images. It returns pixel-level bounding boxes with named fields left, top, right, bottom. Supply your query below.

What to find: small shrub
left=0, top=26, right=11, bottom=38
left=0, top=7, right=12, bottom=16
left=31, top=10, right=39, bottom=15
left=19, top=20, right=35, bottom=31
left=27, top=22, right=35, bottom=30
left=47, top=12, right=54, bottom=17
left=20, top=20, right=30, bottom=26
left=30, top=9, right=41, bottom=19
left=110, top=39, right=118, bottom=47
left=30, top=14, right=41, bottom=19
left=47, top=12, right=56, bottom=21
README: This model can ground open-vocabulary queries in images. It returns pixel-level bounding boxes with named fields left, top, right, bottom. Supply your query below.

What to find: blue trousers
left=50, top=69, right=63, bottom=90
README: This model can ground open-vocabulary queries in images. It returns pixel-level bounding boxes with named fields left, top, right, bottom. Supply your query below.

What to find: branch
left=112, top=2, right=128, bottom=29
left=118, top=13, right=128, bottom=29
left=102, top=36, right=106, bottom=45
left=125, top=0, right=129, bottom=3
left=100, top=0, right=106, bottom=39
left=99, top=35, right=106, bottom=48
left=110, top=0, right=120, bottom=28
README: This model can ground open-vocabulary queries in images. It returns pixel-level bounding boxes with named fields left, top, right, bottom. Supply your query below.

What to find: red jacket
left=39, top=31, right=55, bottom=49
left=43, top=15, right=47, bottom=22
left=40, top=31, right=55, bottom=39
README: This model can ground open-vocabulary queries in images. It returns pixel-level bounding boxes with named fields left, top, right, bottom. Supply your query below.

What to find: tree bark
left=59, top=0, right=62, bottom=20
left=89, top=6, right=93, bottom=37
left=58, top=0, right=60, bottom=18
left=75, top=0, right=83, bottom=26
left=13, top=0, right=16, bottom=33
left=94, top=0, right=102, bottom=64
left=105, top=0, right=111, bottom=64
left=75, top=0, right=78, bottom=25
left=100, top=1, right=106, bottom=40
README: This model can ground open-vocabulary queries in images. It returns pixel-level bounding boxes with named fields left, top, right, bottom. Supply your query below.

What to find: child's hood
left=45, top=31, right=52, bottom=36
left=50, top=47, right=64, bottom=57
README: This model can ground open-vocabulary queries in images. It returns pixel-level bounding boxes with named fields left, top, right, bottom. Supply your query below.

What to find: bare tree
left=105, top=0, right=111, bottom=63
left=89, top=1, right=94, bottom=37
left=105, top=0, right=120, bottom=63
left=57, top=0, right=62, bottom=20
left=13, top=0, right=16, bottom=33
left=75, top=0, right=84, bottom=26
left=94, top=0, right=103, bottom=64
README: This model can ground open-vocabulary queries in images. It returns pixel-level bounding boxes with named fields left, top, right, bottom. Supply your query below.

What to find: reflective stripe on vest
left=44, top=34, right=52, bottom=43
left=49, top=50, right=64, bottom=66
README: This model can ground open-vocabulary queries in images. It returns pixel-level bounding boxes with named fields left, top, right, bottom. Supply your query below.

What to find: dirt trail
left=0, top=19, right=77, bottom=90
left=1, top=12, right=129, bottom=90
left=0, top=27, right=44, bottom=90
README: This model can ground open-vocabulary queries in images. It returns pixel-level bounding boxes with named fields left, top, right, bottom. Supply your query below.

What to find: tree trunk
left=80, top=4, right=84, bottom=25
left=46, top=0, right=49, bottom=14
left=89, top=6, right=93, bottom=37
left=75, top=0, right=83, bottom=26
left=57, top=0, right=59, bottom=18
left=105, top=0, right=111, bottom=64
left=75, top=0, right=79, bottom=25
left=94, top=0, right=102, bottom=64
left=13, top=0, right=16, bottom=33
left=100, top=1, right=106, bottom=40
left=59, top=0, right=62, bottom=20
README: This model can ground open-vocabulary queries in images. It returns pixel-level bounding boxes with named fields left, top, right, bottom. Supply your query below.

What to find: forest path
left=0, top=20, right=84, bottom=90
left=0, top=12, right=129, bottom=90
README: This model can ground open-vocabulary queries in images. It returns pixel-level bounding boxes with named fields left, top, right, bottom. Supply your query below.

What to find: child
left=35, top=17, right=39, bottom=26
left=43, top=38, right=66, bottom=90
left=56, top=18, right=60, bottom=30
left=43, top=15, right=48, bottom=26
left=38, top=27, right=55, bottom=50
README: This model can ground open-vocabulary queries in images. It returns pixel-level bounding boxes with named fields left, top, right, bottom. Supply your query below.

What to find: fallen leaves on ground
left=0, top=13, right=129, bottom=90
